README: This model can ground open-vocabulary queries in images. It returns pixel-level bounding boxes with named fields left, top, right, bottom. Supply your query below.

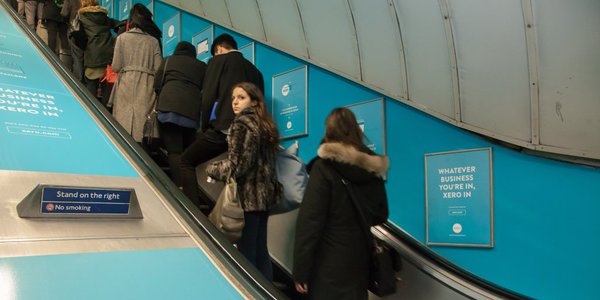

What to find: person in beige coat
left=110, top=5, right=162, bottom=142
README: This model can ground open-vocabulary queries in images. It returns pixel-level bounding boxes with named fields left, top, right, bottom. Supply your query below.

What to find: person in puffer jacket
left=76, top=0, right=115, bottom=103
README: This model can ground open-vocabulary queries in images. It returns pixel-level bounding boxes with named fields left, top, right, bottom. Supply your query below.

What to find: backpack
left=271, top=142, right=308, bottom=215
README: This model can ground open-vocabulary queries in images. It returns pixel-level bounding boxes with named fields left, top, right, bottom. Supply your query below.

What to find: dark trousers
left=70, top=42, right=84, bottom=82
left=85, top=78, right=109, bottom=107
left=44, top=20, right=68, bottom=55
left=239, top=211, right=272, bottom=280
left=177, top=128, right=227, bottom=208
left=158, top=122, right=196, bottom=182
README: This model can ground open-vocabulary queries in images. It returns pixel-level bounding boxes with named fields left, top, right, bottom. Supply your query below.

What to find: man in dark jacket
left=200, top=33, right=264, bottom=132
left=41, top=0, right=68, bottom=59
left=177, top=33, right=264, bottom=211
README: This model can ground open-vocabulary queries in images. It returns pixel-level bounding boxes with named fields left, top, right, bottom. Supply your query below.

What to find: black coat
left=42, top=0, right=64, bottom=23
left=294, top=142, right=389, bottom=300
left=154, top=54, right=207, bottom=121
left=200, top=51, right=264, bottom=132
left=78, top=6, right=115, bottom=68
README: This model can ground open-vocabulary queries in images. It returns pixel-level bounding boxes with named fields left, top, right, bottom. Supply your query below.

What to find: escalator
left=0, top=3, right=284, bottom=299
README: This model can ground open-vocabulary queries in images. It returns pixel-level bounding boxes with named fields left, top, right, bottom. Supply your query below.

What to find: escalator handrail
left=374, top=223, right=531, bottom=300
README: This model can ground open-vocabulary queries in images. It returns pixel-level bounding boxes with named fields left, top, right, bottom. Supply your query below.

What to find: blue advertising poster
left=102, top=0, right=114, bottom=18
left=0, top=11, right=137, bottom=177
left=191, top=25, right=213, bottom=63
left=239, top=42, right=255, bottom=64
left=347, top=98, right=386, bottom=154
left=425, top=148, right=494, bottom=247
left=145, top=0, right=154, bottom=16
left=118, top=0, right=132, bottom=21
left=272, top=66, right=308, bottom=139
left=162, top=13, right=180, bottom=56
left=41, top=187, right=132, bottom=215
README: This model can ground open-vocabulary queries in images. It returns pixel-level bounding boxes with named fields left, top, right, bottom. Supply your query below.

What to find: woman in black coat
left=293, top=107, right=389, bottom=300
left=153, top=41, right=207, bottom=182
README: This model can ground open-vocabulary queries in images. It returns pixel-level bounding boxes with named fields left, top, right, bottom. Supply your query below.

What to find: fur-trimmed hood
left=318, top=142, right=389, bottom=180
left=78, top=5, right=108, bottom=14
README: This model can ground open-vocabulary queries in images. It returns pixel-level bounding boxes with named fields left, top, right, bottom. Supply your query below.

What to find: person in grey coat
left=110, top=6, right=162, bottom=142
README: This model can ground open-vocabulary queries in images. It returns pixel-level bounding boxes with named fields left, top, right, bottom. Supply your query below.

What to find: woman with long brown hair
left=205, top=82, right=281, bottom=279
left=293, top=107, right=389, bottom=299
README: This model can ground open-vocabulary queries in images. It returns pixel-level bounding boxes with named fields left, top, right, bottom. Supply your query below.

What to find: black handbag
left=335, top=170, right=397, bottom=297
left=142, top=108, right=159, bottom=145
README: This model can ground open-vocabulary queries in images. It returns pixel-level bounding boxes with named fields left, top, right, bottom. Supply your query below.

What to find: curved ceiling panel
left=256, top=0, right=308, bottom=58
left=159, top=0, right=600, bottom=159
left=198, top=0, right=231, bottom=27
left=450, top=0, right=531, bottom=141
left=225, top=0, right=265, bottom=40
left=535, top=0, right=600, bottom=154
left=178, top=1, right=205, bottom=17
left=394, top=0, right=455, bottom=118
left=296, top=0, right=360, bottom=79
left=349, top=0, right=406, bottom=99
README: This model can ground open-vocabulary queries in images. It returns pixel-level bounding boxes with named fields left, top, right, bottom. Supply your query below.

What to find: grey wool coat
left=206, top=107, right=282, bottom=212
left=110, top=28, right=162, bottom=142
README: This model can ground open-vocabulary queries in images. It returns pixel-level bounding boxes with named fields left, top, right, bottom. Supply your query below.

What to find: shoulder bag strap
left=328, top=162, right=374, bottom=252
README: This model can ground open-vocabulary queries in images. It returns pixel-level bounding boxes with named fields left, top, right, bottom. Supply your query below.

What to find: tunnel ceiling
left=163, top=0, right=600, bottom=161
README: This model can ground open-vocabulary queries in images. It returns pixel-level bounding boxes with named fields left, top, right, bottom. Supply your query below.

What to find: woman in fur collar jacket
left=206, top=82, right=281, bottom=279
left=293, top=107, right=389, bottom=300
left=77, top=0, right=115, bottom=101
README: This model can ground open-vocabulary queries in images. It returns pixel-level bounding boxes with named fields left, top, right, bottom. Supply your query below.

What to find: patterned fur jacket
left=206, top=107, right=281, bottom=212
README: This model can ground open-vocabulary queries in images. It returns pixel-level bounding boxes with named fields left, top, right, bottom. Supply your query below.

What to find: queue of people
left=8, top=1, right=392, bottom=297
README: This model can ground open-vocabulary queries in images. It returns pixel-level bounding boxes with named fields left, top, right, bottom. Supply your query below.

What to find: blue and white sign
left=162, top=13, right=180, bottom=56
left=118, top=0, right=132, bottom=21
left=41, top=187, right=132, bottom=215
left=425, top=148, right=494, bottom=247
left=191, top=25, right=213, bottom=63
left=272, top=66, right=308, bottom=139
left=347, top=98, right=386, bottom=154
left=239, top=42, right=255, bottom=64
